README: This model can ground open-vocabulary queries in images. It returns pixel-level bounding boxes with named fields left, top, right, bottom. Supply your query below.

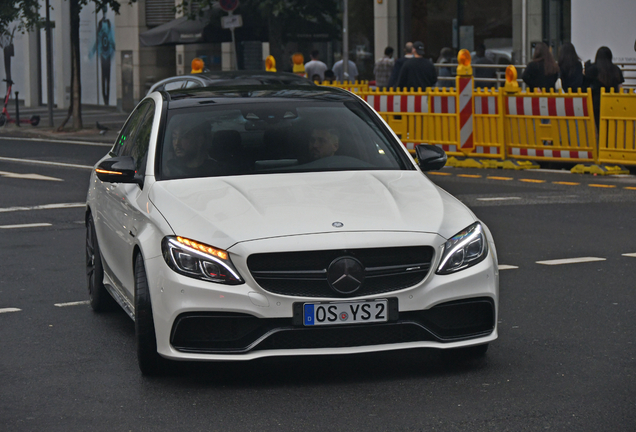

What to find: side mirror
left=95, top=156, right=140, bottom=184
left=415, top=144, right=447, bottom=172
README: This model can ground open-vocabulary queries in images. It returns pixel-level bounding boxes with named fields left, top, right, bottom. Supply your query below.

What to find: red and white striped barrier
left=457, top=77, right=474, bottom=154
left=474, top=95, right=498, bottom=115
left=364, top=94, right=429, bottom=113
left=506, top=96, right=588, bottom=117
left=509, top=148, right=593, bottom=159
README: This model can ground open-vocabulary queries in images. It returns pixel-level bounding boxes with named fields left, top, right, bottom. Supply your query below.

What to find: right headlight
left=436, top=222, right=488, bottom=275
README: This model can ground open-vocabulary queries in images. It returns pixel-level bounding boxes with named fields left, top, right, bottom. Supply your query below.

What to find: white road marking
left=0, top=202, right=85, bottom=213
left=0, top=156, right=93, bottom=170
left=536, top=257, right=606, bottom=266
left=0, top=223, right=52, bottom=229
left=0, top=308, right=21, bottom=314
left=477, top=197, right=522, bottom=201
left=498, top=265, right=519, bottom=270
left=622, top=253, right=636, bottom=257
left=0, top=170, right=63, bottom=181
left=0, top=136, right=112, bottom=147
left=54, top=300, right=90, bottom=307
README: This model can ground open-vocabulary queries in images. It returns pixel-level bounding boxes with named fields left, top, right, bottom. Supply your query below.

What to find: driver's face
left=172, top=128, right=199, bottom=160
left=309, top=129, right=338, bottom=160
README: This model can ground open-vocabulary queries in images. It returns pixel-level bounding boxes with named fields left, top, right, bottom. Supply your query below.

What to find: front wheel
left=0, top=114, right=6, bottom=127
left=134, top=254, right=166, bottom=375
left=86, top=214, right=116, bottom=312
left=30, top=115, right=40, bottom=126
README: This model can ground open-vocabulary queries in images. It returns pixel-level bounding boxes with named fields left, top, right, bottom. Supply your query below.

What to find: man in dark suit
left=387, top=42, right=413, bottom=89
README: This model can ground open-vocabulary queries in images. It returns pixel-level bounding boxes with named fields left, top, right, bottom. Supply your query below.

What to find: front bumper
left=145, top=231, right=499, bottom=361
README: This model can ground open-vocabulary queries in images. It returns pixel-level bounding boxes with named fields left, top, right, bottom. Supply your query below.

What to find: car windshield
left=158, top=100, right=412, bottom=180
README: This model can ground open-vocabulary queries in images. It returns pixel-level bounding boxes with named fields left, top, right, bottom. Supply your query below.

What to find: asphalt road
left=1, top=136, right=635, bottom=431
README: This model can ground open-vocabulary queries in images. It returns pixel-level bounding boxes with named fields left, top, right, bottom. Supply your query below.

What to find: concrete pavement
left=0, top=103, right=129, bottom=144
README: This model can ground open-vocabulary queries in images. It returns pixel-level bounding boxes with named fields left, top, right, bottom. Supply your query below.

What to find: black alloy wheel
left=86, top=214, right=116, bottom=311
left=134, top=253, right=166, bottom=375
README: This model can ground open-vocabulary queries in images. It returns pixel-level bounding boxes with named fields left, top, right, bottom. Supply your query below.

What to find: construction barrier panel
left=502, top=88, right=597, bottom=163
left=320, top=69, right=636, bottom=169
left=320, top=80, right=370, bottom=93
left=598, top=88, right=636, bottom=166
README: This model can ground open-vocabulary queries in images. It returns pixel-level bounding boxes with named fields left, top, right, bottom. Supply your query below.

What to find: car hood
left=149, top=171, right=476, bottom=250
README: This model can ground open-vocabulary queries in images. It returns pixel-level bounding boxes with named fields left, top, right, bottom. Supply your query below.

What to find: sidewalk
left=0, top=104, right=129, bottom=144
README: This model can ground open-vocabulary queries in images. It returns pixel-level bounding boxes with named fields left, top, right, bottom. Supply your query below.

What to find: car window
left=122, top=101, right=155, bottom=175
left=158, top=100, right=412, bottom=180
left=164, top=80, right=185, bottom=91
left=113, top=102, right=151, bottom=157
left=184, top=80, right=201, bottom=89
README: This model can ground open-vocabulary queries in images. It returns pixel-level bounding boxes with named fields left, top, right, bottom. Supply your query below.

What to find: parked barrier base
left=446, top=157, right=487, bottom=169
left=570, top=164, right=630, bottom=176
left=485, top=159, right=540, bottom=170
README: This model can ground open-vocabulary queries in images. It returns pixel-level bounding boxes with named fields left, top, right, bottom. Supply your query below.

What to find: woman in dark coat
left=522, top=42, right=559, bottom=92
left=584, top=46, right=624, bottom=130
left=558, top=42, right=584, bottom=91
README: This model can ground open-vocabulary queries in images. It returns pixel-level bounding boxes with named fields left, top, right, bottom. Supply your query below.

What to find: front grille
left=247, top=246, right=435, bottom=298
left=170, top=297, right=495, bottom=354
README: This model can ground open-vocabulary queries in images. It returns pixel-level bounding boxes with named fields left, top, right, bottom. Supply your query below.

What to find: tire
left=86, top=214, right=117, bottom=312
left=134, top=253, right=165, bottom=375
left=440, top=343, right=489, bottom=363
left=0, top=114, right=6, bottom=127
left=30, top=115, right=40, bottom=127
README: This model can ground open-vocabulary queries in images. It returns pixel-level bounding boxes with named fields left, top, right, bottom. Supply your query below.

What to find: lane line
left=0, top=136, right=112, bottom=147
left=536, top=257, right=606, bottom=266
left=0, top=170, right=63, bottom=181
left=0, top=156, right=93, bottom=170
left=622, top=253, right=636, bottom=257
left=519, top=179, right=546, bottom=183
left=487, top=176, right=513, bottom=181
left=458, top=174, right=482, bottom=178
left=0, top=308, right=21, bottom=314
left=0, top=202, right=85, bottom=213
left=427, top=172, right=452, bottom=176
left=54, top=300, right=90, bottom=307
left=498, top=265, right=519, bottom=270
left=477, top=197, right=521, bottom=201
left=625, top=187, right=636, bottom=191
left=553, top=181, right=580, bottom=185
left=0, top=223, right=52, bottom=229
left=588, top=184, right=616, bottom=188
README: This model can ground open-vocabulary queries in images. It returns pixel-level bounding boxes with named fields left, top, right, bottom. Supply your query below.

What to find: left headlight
left=162, top=236, right=244, bottom=285
left=436, top=222, right=488, bottom=275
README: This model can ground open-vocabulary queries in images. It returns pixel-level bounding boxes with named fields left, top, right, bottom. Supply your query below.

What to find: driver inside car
left=166, top=122, right=217, bottom=178
left=308, top=127, right=339, bottom=161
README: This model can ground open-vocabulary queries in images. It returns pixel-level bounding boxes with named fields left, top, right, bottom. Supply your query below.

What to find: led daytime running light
left=437, top=223, right=486, bottom=274
left=176, top=236, right=228, bottom=260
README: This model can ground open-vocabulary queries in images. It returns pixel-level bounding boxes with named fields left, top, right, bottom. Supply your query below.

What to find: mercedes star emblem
left=332, top=221, right=344, bottom=228
left=327, top=256, right=365, bottom=294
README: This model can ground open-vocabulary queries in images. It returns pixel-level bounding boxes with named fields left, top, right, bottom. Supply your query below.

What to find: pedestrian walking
left=557, top=42, right=584, bottom=91
left=387, top=42, right=414, bottom=89
left=584, top=46, right=624, bottom=130
left=436, top=47, right=456, bottom=88
left=473, top=44, right=495, bottom=88
left=304, top=50, right=328, bottom=82
left=521, top=42, right=559, bottom=92
left=373, top=47, right=395, bottom=89
left=396, top=41, right=437, bottom=91
left=332, top=58, right=359, bottom=82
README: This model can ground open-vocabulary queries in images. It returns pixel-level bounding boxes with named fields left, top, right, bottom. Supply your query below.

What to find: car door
left=96, top=100, right=154, bottom=299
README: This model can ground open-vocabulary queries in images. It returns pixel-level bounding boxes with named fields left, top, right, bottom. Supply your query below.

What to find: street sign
left=219, top=0, right=239, bottom=12
left=221, top=14, right=243, bottom=29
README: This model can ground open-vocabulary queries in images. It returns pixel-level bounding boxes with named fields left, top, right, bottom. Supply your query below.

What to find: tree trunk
left=57, top=0, right=82, bottom=130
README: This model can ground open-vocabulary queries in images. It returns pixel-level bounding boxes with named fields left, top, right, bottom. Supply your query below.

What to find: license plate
left=303, top=299, right=388, bottom=326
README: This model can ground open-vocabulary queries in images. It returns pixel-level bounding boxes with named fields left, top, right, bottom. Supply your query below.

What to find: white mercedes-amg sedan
left=86, top=85, right=499, bottom=375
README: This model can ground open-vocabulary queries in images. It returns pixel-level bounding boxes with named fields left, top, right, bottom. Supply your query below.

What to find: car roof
left=163, top=85, right=357, bottom=109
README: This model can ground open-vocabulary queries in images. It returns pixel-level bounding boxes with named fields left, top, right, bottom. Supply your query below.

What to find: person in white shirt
left=304, top=50, right=328, bottom=82
left=332, top=59, right=359, bottom=82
